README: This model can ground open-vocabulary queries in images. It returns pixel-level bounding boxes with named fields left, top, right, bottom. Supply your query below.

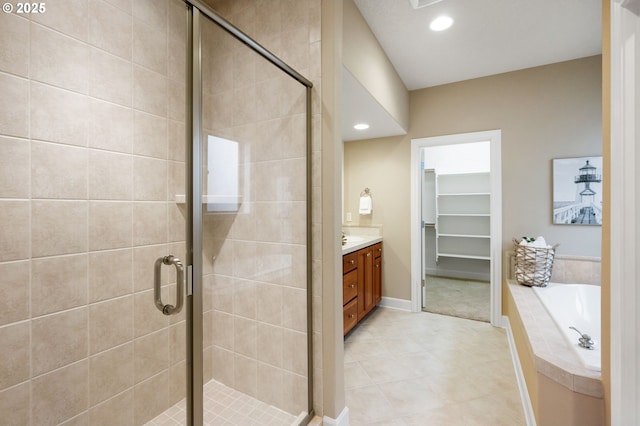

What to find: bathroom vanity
left=342, top=237, right=383, bottom=335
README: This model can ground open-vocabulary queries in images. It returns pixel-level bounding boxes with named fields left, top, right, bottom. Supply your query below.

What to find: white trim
left=504, top=316, right=537, bottom=426
left=323, top=406, right=349, bottom=426
left=610, top=1, right=640, bottom=425
left=379, top=296, right=412, bottom=311
left=410, top=130, right=502, bottom=326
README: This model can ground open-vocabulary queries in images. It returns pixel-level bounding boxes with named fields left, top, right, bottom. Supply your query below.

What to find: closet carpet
left=422, top=276, right=490, bottom=322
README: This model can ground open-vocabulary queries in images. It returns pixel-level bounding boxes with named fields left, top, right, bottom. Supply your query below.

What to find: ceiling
left=343, top=0, right=602, bottom=141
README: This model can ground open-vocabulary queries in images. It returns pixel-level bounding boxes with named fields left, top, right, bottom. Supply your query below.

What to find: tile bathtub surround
left=344, top=307, right=526, bottom=425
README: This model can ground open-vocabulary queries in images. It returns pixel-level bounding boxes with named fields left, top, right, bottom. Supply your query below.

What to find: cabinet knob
left=349, top=314, right=355, bottom=318
left=350, top=284, right=355, bottom=288
left=350, top=259, right=355, bottom=264
left=376, top=265, right=379, bottom=268
left=366, top=253, right=371, bottom=257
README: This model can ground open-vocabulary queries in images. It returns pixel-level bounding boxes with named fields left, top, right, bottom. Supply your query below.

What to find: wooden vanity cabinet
left=343, top=242, right=382, bottom=335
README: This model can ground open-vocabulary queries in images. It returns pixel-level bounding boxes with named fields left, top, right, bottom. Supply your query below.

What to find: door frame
left=410, top=130, right=502, bottom=326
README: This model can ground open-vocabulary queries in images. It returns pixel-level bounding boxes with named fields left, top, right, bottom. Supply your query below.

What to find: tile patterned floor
left=344, top=307, right=526, bottom=425
left=145, top=380, right=297, bottom=426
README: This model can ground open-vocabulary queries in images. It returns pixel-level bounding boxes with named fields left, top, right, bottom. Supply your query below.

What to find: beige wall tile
left=133, top=19, right=167, bottom=75
left=30, top=23, right=90, bottom=94
left=133, top=371, right=169, bottom=425
left=211, top=274, right=233, bottom=314
left=232, top=241, right=256, bottom=279
left=103, top=0, right=132, bottom=14
left=168, top=194, right=186, bottom=242
left=167, top=0, right=187, bottom=82
left=0, top=136, right=29, bottom=198
left=89, top=201, right=133, bottom=250
left=133, top=202, right=167, bottom=246
left=281, top=243, right=307, bottom=288
left=133, top=245, right=168, bottom=292
left=32, top=308, right=88, bottom=376
left=257, top=362, right=284, bottom=409
left=0, top=13, right=29, bottom=77
left=0, top=261, right=29, bottom=326
left=167, top=80, right=186, bottom=122
left=89, top=48, right=133, bottom=108
left=169, top=360, right=186, bottom=405
left=89, top=0, right=132, bottom=60
left=32, top=360, right=89, bottom=426
left=31, top=254, right=88, bottom=317
left=133, top=110, right=167, bottom=159
left=89, top=389, right=134, bottom=426
left=88, top=249, right=133, bottom=303
left=0, top=73, right=29, bottom=138
left=133, top=289, right=168, bottom=337
left=132, top=0, right=167, bottom=32
left=282, top=371, right=307, bottom=415
left=234, top=354, right=257, bottom=397
left=283, top=287, right=307, bottom=332
left=0, top=322, right=29, bottom=390
left=233, top=279, right=257, bottom=319
left=88, top=150, right=133, bottom=200
left=257, top=322, right=283, bottom=368
left=31, top=82, right=89, bottom=146
left=0, top=201, right=29, bottom=262
left=257, top=282, right=283, bottom=326
left=133, top=158, right=166, bottom=201
left=31, top=201, right=87, bottom=257
left=212, top=347, right=234, bottom=387
left=59, top=412, right=88, bottom=426
left=212, top=311, right=234, bottom=351
left=88, top=99, right=134, bottom=154
left=89, top=343, right=133, bottom=405
left=282, top=329, right=307, bottom=376
left=30, top=0, right=88, bottom=41
left=89, top=295, right=133, bottom=354
left=0, top=382, right=29, bottom=425
left=233, top=317, right=257, bottom=358
left=168, top=120, right=186, bottom=162
left=134, top=329, right=169, bottom=383
left=133, top=66, right=167, bottom=117
left=31, top=142, right=88, bottom=199
left=169, top=322, right=186, bottom=364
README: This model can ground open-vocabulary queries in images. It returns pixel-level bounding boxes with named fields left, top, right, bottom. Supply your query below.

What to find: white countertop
left=341, top=235, right=383, bottom=254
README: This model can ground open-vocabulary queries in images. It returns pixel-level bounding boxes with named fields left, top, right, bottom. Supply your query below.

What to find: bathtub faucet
left=569, top=326, right=596, bottom=350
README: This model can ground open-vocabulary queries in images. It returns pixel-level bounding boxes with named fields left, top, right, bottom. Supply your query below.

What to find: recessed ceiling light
left=354, top=123, right=370, bottom=130
left=430, top=16, right=453, bottom=31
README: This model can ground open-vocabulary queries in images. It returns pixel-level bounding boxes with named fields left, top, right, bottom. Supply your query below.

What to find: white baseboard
left=323, top=406, right=349, bottom=426
left=379, top=296, right=412, bottom=311
left=504, top=316, right=537, bottom=426
left=425, top=268, right=490, bottom=282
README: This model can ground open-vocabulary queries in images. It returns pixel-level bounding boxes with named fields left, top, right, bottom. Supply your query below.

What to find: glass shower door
left=194, top=8, right=312, bottom=424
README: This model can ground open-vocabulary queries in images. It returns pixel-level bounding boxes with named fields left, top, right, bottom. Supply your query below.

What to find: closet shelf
left=437, top=213, right=490, bottom=217
left=175, top=194, right=242, bottom=204
left=437, top=233, right=490, bottom=239
left=436, top=253, right=491, bottom=261
left=438, top=192, right=491, bottom=197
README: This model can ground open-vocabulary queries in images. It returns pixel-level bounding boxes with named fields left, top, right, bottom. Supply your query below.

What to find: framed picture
left=552, top=156, right=603, bottom=225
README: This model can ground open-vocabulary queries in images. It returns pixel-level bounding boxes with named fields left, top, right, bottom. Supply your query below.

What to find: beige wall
left=344, top=56, right=603, bottom=301
left=343, top=0, right=409, bottom=130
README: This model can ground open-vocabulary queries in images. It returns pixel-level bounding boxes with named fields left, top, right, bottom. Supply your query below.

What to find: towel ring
left=360, top=188, right=371, bottom=197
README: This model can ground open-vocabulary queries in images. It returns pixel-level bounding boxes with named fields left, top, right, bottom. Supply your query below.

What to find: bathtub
left=532, top=283, right=601, bottom=372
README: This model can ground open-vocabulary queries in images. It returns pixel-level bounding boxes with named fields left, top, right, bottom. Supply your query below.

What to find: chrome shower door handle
left=154, top=255, right=184, bottom=316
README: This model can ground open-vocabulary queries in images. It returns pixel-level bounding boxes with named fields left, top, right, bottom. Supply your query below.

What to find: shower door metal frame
left=183, top=3, right=314, bottom=425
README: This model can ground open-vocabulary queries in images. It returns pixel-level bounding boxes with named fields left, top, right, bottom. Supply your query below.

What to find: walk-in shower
left=0, top=0, right=314, bottom=425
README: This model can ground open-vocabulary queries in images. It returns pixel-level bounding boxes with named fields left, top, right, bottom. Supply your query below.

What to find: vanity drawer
left=343, top=252, right=358, bottom=273
left=373, top=242, right=382, bottom=258
left=343, top=269, right=358, bottom=303
left=343, top=298, right=358, bottom=335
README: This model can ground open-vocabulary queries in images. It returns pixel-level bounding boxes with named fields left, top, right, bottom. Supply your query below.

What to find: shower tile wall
left=0, top=1, right=188, bottom=424
left=198, top=0, right=321, bottom=415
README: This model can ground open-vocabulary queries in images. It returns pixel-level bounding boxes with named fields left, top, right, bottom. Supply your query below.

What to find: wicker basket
left=514, top=241, right=557, bottom=287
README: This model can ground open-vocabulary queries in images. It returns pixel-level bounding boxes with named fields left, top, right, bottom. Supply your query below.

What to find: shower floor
left=145, top=379, right=297, bottom=426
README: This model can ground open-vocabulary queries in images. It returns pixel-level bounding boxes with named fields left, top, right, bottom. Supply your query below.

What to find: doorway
left=410, top=130, right=502, bottom=326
